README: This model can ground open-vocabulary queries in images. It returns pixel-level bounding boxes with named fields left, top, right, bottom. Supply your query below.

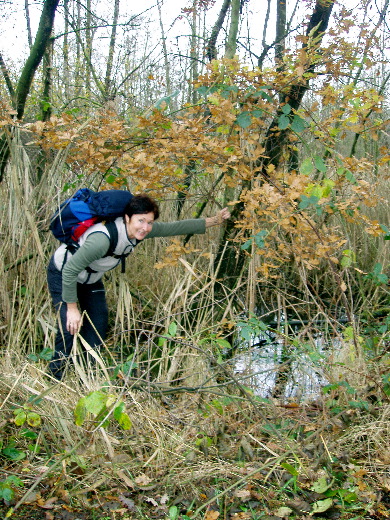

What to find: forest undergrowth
left=0, top=135, right=390, bottom=520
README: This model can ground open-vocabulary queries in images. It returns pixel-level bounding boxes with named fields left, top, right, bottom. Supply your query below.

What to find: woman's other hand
left=66, top=302, right=82, bottom=335
left=205, top=207, right=231, bottom=228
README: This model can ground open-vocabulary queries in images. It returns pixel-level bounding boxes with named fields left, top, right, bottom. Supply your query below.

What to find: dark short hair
left=124, top=194, right=160, bottom=220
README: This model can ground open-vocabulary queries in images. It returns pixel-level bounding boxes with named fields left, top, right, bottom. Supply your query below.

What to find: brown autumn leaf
left=135, top=474, right=153, bottom=486
left=233, top=489, right=251, bottom=500
left=118, top=495, right=136, bottom=511
left=37, top=496, right=58, bottom=509
left=23, top=491, right=41, bottom=504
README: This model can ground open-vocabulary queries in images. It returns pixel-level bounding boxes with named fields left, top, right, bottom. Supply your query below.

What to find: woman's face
left=125, top=212, right=155, bottom=240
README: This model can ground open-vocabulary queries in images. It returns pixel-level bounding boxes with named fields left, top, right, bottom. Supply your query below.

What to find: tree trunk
left=24, top=0, right=33, bottom=48
left=41, top=38, right=54, bottom=122
left=0, top=0, right=60, bottom=181
left=85, top=0, right=92, bottom=92
left=224, top=0, right=240, bottom=59
left=206, top=0, right=231, bottom=61
left=15, top=0, right=60, bottom=119
left=104, top=0, right=120, bottom=100
left=0, top=52, right=15, bottom=99
left=257, top=0, right=272, bottom=69
left=189, top=0, right=199, bottom=104
left=275, top=0, right=286, bottom=67
left=157, top=0, right=173, bottom=111
left=63, top=0, right=70, bottom=101
left=35, top=37, right=54, bottom=183
left=261, top=0, right=335, bottom=173
left=75, top=0, right=82, bottom=99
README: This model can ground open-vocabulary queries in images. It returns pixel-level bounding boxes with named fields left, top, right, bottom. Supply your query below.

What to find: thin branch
left=0, top=51, right=15, bottom=99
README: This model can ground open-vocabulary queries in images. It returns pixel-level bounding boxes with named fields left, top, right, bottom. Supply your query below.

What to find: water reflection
left=234, top=331, right=333, bottom=400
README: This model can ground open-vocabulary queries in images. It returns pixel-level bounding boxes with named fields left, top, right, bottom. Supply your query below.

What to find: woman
left=47, top=194, right=230, bottom=379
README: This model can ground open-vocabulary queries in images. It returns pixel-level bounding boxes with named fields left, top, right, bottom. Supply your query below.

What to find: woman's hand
left=205, top=207, right=231, bottom=228
left=66, top=302, right=82, bottom=335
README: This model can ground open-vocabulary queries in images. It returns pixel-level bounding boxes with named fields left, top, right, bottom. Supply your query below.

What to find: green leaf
left=26, top=412, right=41, bottom=428
left=382, top=374, right=390, bottom=396
left=314, top=156, right=327, bottom=172
left=291, top=114, right=307, bottom=133
left=121, top=359, right=137, bottom=375
left=311, top=498, right=333, bottom=514
left=257, top=319, right=268, bottom=331
left=345, top=170, right=357, bottom=183
left=158, top=337, right=166, bottom=347
left=84, top=391, right=106, bottom=416
left=113, top=402, right=125, bottom=421
left=74, top=397, right=87, bottom=426
left=261, top=90, right=273, bottom=102
left=281, top=103, right=291, bottom=115
left=278, top=114, right=290, bottom=130
left=321, top=179, right=334, bottom=197
left=27, top=444, right=41, bottom=454
left=380, top=224, right=390, bottom=240
left=281, top=462, right=299, bottom=476
left=169, top=505, right=179, bottom=520
left=216, top=124, right=230, bottom=134
left=299, top=195, right=319, bottom=210
left=220, top=85, right=239, bottom=98
left=341, top=249, right=356, bottom=268
left=300, top=158, right=314, bottom=175
left=5, top=476, right=23, bottom=487
left=241, top=238, right=253, bottom=250
left=20, top=429, right=38, bottom=440
left=348, top=399, right=369, bottom=411
left=236, top=111, right=252, bottom=128
left=239, top=324, right=251, bottom=341
left=116, top=411, right=132, bottom=430
left=210, top=399, right=224, bottom=414
left=2, top=448, right=26, bottom=461
left=251, top=109, right=262, bottom=118
left=13, top=411, right=27, bottom=426
left=105, top=394, right=117, bottom=409
left=168, top=321, right=178, bottom=336
left=195, top=86, right=209, bottom=96
left=0, top=487, right=14, bottom=503
left=337, top=489, right=358, bottom=503
left=311, top=476, right=332, bottom=493
left=215, top=338, right=231, bottom=349
left=105, top=174, right=116, bottom=184
left=254, top=230, right=267, bottom=248
left=39, top=348, right=54, bottom=361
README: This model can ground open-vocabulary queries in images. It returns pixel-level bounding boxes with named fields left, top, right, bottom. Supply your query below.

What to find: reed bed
left=0, top=135, right=389, bottom=518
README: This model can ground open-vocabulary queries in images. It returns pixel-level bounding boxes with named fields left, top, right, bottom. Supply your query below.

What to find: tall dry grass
left=1, top=135, right=390, bottom=516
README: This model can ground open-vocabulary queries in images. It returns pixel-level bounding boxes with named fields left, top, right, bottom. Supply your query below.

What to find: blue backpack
left=50, top=188, right=134, bottom=270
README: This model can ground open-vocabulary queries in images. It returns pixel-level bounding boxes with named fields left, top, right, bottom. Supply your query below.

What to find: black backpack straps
left=104, top=220, right=126, bottom=273
left=104, top=220, right=118, bottom=255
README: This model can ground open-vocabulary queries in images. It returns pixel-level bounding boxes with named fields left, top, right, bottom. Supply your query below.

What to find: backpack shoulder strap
left=104, top=220, right=119, bottom=255
left=104, top=220, right=126, bottom=273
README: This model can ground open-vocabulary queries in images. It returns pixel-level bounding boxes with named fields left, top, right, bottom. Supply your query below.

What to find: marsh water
left=233, top=324, right=339, bottom=400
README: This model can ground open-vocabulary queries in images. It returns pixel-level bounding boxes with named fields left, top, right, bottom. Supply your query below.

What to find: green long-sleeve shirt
left=59, top=218, right=206, bottom=303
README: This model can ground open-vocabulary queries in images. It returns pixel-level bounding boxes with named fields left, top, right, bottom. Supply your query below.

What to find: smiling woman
left=47, top=193, right=230, bottom=380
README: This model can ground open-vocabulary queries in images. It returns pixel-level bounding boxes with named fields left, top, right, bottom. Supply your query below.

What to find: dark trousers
left=47, top=256, right=108, bottom=380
